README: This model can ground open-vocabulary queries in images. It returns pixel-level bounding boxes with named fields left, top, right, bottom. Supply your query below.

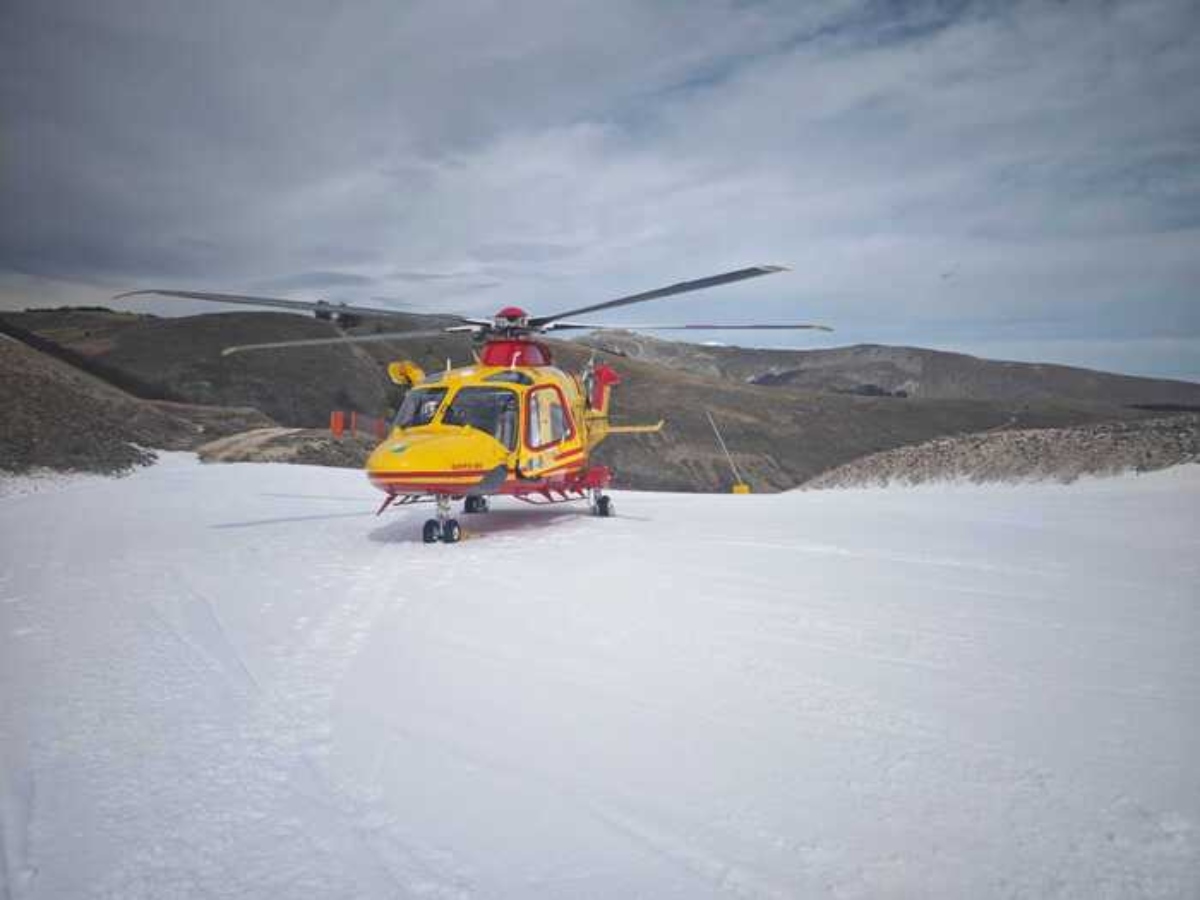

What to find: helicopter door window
left=441, top=387, right=518, bottom=451
left=527, top=386, right=573, bottom=450
left=393, top=387, right=447, bottom=429
left=496, top=397, right=517, bottom=450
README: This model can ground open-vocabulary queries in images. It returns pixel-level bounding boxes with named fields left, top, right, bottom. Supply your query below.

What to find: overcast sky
left=2, top=0, right=1198, bottom=379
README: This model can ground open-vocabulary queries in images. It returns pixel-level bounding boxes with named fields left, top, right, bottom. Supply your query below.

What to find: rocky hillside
left=582, top=332, right=1200, bottom=407
left=0, top=335, right=273, bottom=474
left=2, top=306, right=1187, bottom=491
left=805, top=415, right=1200, bottom=488
left=332, top=328, right=1150, bottom=491
left=544, top=341, right=1144, bottom=491
left=197, top=428, right=378, bottom=468
left=1, top=308, right=398, bottom=428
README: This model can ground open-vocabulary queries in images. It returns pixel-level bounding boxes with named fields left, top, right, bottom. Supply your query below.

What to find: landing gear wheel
left=464, top=495, right=489, bottom=514
left=422, top=519, right=441, bottom=543
left=441, top=519, right=462, bottom=543
left=594, top=495, right=614, bottom=518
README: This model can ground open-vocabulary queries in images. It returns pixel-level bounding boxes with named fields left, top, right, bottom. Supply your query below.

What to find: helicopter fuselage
left=366, top=352, right=605, bottom=500
left=116, top=265, right=791, bottom=539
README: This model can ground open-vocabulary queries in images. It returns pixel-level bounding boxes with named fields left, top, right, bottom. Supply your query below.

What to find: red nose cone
left=497, top=306, right=528, bottom=319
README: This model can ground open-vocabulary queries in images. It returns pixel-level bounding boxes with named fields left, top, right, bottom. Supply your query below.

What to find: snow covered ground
left=2, top=455, right=1198, bottom=899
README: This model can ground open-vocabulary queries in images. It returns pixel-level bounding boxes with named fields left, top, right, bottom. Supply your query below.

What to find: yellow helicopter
left=119, top=266, right=830, bottom=543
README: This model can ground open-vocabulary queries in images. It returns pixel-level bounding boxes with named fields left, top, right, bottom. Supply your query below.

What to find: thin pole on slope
left=706, top=411, right=746, bottom=489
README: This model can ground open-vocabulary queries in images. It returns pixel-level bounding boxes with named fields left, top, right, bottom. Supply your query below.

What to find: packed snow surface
left=2, top=456, right=1198, bottom=898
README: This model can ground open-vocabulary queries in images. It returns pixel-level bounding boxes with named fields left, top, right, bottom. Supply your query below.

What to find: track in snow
left=2, top=455, right=1198, bottom=898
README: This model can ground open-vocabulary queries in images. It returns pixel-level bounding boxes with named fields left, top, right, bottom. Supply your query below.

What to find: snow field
left=1, top=455, right=1198, bottom=898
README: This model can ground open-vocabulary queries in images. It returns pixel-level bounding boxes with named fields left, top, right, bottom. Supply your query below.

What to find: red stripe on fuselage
left=372, top=469, right=493, bottom=478
left=371, top=470, right=585, bottom=497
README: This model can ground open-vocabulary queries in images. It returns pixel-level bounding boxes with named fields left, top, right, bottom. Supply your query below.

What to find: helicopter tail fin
left=582, top=362, right=664, bottom=449
left=587, top=363, right=622, bottom=416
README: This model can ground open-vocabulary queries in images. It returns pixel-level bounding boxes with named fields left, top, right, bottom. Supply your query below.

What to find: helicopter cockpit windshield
left=393, top=387, right=447, bottom=429
left=441, top=387, right=519, bottom=450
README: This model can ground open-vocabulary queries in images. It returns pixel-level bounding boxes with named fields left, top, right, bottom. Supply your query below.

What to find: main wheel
left=594, top=495, right=614, bottom=518
left=464, top=495, right=489, bottom=514
left=422, top=519, right=441, bottom=543
left=441, top=519, right=462, bottom=543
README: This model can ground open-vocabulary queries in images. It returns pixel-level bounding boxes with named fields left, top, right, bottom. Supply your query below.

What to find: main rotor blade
left=114, top=289, right=496, bottom=331
left=545, top=322, right=832, bottom=332
left=527, top=265, right=788, bottom=328
left=113, top=289, right=427, bottom=320
left=221, top=329, right=470, bottom=357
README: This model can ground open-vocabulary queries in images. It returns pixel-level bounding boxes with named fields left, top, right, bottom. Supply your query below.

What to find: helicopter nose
left=367, top=431, right=509, bottom=495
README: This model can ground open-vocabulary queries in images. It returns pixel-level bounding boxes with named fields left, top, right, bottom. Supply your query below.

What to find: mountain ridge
left=579, top=331, right=1200, bottom=406
left=1, top=306, right=1188, bottom=490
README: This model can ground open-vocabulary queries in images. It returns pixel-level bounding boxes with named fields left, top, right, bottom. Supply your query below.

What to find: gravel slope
left=805, top=414, right=1200, bottom=488
left=0, top=336, right=273, bottom=474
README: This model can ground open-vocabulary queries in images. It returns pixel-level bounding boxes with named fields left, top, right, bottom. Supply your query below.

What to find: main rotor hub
left=479, top=337, right=552, bottom=367
left=494, top=306, right=530, bottom=330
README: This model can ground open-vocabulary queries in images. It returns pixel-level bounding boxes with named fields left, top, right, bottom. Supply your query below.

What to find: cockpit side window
left=393, top=387, right=447, bottom=429
left=527, top=385, right=573, bottom=449
left=441, top=387, right=518, bottom=451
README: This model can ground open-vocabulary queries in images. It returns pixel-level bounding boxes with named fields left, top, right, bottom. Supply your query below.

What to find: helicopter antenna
left=706, top=411, right=747, bottom=489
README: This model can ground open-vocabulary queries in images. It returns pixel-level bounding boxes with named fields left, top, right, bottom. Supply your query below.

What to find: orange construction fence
left=330, top=410, right=387, bottom=439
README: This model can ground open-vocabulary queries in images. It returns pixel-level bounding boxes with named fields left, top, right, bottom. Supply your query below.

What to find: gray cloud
left=252, top=272, right=377, bottom=292
left=473, top=242, right=584, bottom=263
left=389, top=271, right=478, bottom=282
left=1, top=0, right=1197, bottom=378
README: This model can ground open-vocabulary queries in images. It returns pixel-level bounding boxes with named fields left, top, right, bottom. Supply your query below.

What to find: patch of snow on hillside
left=0, top=468, right=107, bottom=500
left=1, top=458, right=1198, bottom=897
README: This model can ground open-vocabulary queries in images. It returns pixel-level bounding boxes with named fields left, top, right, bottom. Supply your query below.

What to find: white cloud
left=1, top=0, right=1197, bottom=379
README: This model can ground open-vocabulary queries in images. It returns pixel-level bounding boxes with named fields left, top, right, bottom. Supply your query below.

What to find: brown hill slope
left=2, top=308, right=395, bottom=427
left=0, top=307, right=1168, bottom=490
left=806, top=415, right=1200, bottom=488
left=583, top=332, right=1200, bottom=407
left=546, top=342, right=1149, bottom=491
left=0, top=335, right=271, bottom=473
left=196, top=427, right=378, bottom=467
left=346, top=330, right=1148, bottom=491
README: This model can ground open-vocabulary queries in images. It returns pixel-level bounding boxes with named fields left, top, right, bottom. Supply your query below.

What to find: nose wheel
left=423, top=494, right=463, bottom=543
left=590, top=489, right=614, bottom=518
